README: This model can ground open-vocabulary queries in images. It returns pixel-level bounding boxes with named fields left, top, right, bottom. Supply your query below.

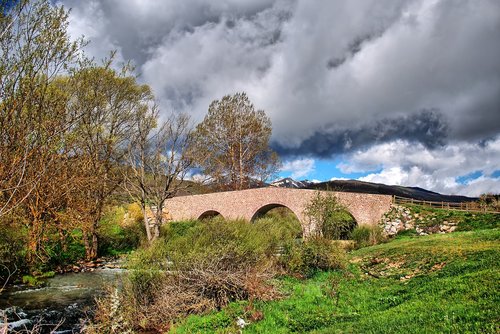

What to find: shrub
left=253, top=215, right=302, bottom=256
left=350, top=226, right=385, bottom=248
left=0, top=219, right=27, bottom=285
left=280, top=237, right=346, bottom=277
left=160, top=219, right=200, bottom=240
left=304, top=192, right=356, bottom=239
left=98, top=218, right=283, bottom=332
left=98, top=206, right=145, bottom=256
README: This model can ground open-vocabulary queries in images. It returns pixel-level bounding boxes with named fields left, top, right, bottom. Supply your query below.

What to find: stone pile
left=381, top=204, right=458, bottom=236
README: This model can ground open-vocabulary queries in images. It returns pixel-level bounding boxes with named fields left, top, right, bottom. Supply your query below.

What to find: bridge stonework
left=164, top=188, right=393, bottom=236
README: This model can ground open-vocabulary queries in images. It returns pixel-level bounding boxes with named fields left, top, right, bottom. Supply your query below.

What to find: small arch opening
left=322, top=209, right=357, bottom=240
left=198, top=210, right=223, bottom=221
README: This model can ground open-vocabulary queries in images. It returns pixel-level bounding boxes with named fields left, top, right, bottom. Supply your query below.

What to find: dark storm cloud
left=60, top=0, right=279, bottom=65
left=273, top=109, right=448, bottom=158
left=60, top=0, right=500, bottom=159
left=327, top=32, right=380, bottom=70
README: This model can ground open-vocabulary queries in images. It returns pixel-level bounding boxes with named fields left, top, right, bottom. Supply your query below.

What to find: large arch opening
left=251, top=204, right=303, bottom=239
left=198, top=210, right=223, bottom=221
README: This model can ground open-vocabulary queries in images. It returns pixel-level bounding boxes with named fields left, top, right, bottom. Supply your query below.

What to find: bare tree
left=124, top=112, right=194, bottom=242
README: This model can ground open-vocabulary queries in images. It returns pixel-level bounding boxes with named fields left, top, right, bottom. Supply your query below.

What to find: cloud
left=60, top=0, right=500, bottom=155
left=272, top=109, right=448, bottom=158
left=341, top=136, right=500, bottom=196
left=58, top=0, right=500, bottom=195
left=280, top=158, right=315, bottom=179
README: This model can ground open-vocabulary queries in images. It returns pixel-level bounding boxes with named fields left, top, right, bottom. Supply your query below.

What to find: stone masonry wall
left=164, top=187, right=393, bottom=237
left=381, top=204, right=459, bottom=236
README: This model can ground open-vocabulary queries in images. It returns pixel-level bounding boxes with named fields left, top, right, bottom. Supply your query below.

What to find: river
left=0, top=268, right=124, bottom=333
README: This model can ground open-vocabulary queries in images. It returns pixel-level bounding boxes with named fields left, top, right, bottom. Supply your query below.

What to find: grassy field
left=172, top=228, right=500, bottom=333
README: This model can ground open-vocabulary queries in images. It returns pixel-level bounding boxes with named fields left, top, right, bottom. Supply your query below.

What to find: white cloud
left=281, top=158, right=315, bottom=179
left=329, top=177, right=350, bottom=181
left=342, top=137, right=500, bottom=196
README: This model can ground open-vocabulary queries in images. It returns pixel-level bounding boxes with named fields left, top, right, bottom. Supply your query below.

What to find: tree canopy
left=192, top=92, right=279, bottom=190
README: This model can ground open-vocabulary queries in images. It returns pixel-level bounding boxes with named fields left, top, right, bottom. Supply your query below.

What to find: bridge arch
left=324, top=209, right=358, bottom=240
left=251, top=203, right=303, bottom=237
left=198, top=210, right=223, bottom=220
left=250, top=203, right=300, bottom=222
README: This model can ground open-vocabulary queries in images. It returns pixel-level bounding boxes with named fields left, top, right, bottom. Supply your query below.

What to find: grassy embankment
left=173, top=212, right=500, bottom=333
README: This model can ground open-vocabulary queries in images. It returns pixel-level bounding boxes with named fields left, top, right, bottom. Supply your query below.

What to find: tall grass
left=174, top=229, right=500, bottom=333
left=88, top=213, right=347, bottom=332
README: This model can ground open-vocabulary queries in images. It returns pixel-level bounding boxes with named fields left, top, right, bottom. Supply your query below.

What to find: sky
left=58, top=0, right=500, bottom=196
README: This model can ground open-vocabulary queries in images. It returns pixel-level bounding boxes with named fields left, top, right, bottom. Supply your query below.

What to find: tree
left=0, top=0, right=84, bottom=218
left=124, top=112, right=194, bottom=242
left=69, top=61, right=154, bottom=260
left=304, top=192, right=357, bottom=240
left=192, top=92, right=279, bottom=190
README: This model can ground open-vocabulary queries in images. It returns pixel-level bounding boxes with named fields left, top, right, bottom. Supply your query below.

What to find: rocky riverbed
left=0, top=259, right=125, bottom=333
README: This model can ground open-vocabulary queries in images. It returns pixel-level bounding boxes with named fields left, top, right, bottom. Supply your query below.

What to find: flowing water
left=0, top=268, right=124, bottom=333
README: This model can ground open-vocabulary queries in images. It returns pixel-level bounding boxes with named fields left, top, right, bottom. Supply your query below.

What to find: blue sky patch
left=456, top=170, right=483, bottom=184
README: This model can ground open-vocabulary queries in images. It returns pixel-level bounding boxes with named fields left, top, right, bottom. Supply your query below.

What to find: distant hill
left=271, top=178, right=476, bottom=203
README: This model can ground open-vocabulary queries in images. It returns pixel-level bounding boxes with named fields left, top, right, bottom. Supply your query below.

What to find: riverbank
left=0, top=262, right=125, bottom=333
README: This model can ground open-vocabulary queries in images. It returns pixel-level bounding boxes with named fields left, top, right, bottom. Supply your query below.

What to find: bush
left=160, top=219, right=200, bottom=239
left=253, top=215, right=302, bottom=256
left=0, top=219, right=27, bottom=285
left=98, top=206, right=145, bottom=256
left=350, top=226, right=385, bottom=248
left=304, top=192, right=356, bottom=239
left=280, top=237, right=346, bottom=277
left=100, top=218, right=283, bottom=332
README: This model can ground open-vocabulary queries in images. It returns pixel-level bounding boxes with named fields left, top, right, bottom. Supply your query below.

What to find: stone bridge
left=164, top=188, right=393, bottom=236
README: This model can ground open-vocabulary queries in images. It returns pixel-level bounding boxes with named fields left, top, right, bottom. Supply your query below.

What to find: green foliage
left=43, top=229, right=86, bottom=269
left=304, top=192, right=356, bottom=239
left=175, top=229, right=500, bottom=333
left=350, top=225, right=385, bottom=248
left=253, top=215, right=302, bottom=256
left=280, top=237, right=346, bottom=278
left=0, top=220, right=27, bottom=282
left=22, top=275, right=42, bottom=287
left=130, top=217, right=271, bottom=271
left=456, top=212, right=499, bottom=231
left=403, top=204, right=499, bottom=231
left=160, top=219, right=201, bottom=240
left=98, top=206, right=145, bottom=256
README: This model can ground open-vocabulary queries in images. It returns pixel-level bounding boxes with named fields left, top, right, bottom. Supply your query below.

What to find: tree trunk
left=153, top=204, right=163, bottom=239
left=142, top=204, right=153, bottom=242
left=57, top=223, right=68, bottom=253
left=239, top=141, right=244, bottom=190
left=91, top=228, right=98, bottom=259
left=84, top=219, right=99, bottom=260
left=27, top=222, right=40, bottom=266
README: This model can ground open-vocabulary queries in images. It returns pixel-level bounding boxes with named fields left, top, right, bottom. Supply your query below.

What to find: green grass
left=172, top=229, right=500, bottom=333
left=401, top=204, right=499, bottom=230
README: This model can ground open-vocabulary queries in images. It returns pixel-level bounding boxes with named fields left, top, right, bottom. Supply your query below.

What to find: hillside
left=174, top=228, right=500, bottom=333
left=271, top=178, right=475, bottom=202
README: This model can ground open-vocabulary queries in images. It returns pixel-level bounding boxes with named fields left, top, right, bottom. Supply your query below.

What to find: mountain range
left=270, top=177, right=476, bottom=203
